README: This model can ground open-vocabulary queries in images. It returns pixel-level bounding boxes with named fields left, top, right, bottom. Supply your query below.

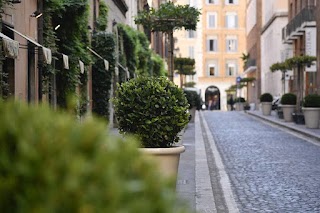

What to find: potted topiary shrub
left=302, top=93, right=320, bottom=128
left=280, top=93, right=297, bottom=122
left=113, top=76, right=190, bottom=185
left=260, top=93, right=273, bottom=116
left=0, top=100, right=190, bottom=212
left=183, top=89, right=201, bottom=123
left=234, top=97, right=246, bottom=111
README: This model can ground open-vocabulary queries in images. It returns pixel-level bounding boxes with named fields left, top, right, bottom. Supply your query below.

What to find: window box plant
left=280, top=93, right=297, bottom=122
left=113, top=76, right=190, bottom=185
left=260, top=93, right=273, bottom=116
left=302, top=93, right=320, bottom=129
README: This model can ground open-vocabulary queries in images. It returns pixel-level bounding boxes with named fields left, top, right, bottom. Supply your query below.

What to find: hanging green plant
left=270, top=61, right=289, bottom=72
left=285, top=55, right=317, bottom=69
left=118, top=24, right=137, bottom=79
left=151, top=52, right=166, bottom=77
left=96, top=1, right=108, bottom=31
left=91, top=32, right=115, bottom=121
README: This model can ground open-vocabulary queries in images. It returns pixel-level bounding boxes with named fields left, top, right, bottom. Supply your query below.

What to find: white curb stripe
left=200, top=111, right=239, bottom=213
left=195, top=111, right=216, bottom=213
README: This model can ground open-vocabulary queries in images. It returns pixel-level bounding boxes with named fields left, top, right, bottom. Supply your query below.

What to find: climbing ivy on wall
left=91, top=32, right=115, bottom=121
left=43, top=0, right=91, bottom=111
left=96, top=1, right=108, bottom=31
left=117, top=24, right=164, bottom=78
left=0, top=0, right=11, bottom=99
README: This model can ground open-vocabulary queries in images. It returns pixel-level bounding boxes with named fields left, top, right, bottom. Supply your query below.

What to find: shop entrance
left=205, top=86, right=220, bottom=110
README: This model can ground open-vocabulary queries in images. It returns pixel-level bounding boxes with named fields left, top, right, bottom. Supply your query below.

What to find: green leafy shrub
left=281, top=93, right=297, bottom=105
left=113, top=76, right=189, bottom=148
left=303, top=94, right=320, bottom=107
left=183, top=90, right=202, bottom=110
left=0, top=100, right=190, bottom=212
left=260, top=93, right=273, bottom=102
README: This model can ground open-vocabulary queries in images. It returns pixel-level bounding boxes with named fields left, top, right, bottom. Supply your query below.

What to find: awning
left=5, top=26, right=52, bottom=64
left=42, top=47, right=52, bottom=64
left=243, top=66, right=257, bottom=75
left=79, top=60, right=85, bottom=74
left=87, top=46, right=109, bottom=70
left=0, top=32, right=19, bottom=58
left=6, top=26, right=41, bottom=47
left=62, top=54, right=69, bottom=70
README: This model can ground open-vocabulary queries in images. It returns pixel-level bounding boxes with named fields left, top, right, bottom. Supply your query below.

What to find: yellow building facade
left=174, top=0, right=247, bottom=110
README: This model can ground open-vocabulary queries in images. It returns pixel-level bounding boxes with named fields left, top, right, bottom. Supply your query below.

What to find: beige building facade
left=174, top=0, right=247, bottom=111
left=1, top=0, right=39, bottom=102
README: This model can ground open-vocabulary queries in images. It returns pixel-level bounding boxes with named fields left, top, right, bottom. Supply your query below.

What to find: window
left=187, top=30, right=196, bottom=38
left=207, top=0, right=218, bottom=4
left=207, top=13, right=217, bottom=29
left=207, top=37, right=218, bottom=52
left=189, top=46, right=195, bottom=59
left=207, top=61, right=219, bottom=76
left=225, top=12, right=238, bottom=28
left=226, top=36, right=238, bottom=52
left=225, top=0, right=238, bottom=5
left=226, top=61, right=238, bottom=76
left=209, top=65, right=216, bottom=76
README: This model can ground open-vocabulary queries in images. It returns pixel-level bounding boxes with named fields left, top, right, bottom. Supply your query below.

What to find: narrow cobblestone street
left=177, top=111, right=320, bottom=213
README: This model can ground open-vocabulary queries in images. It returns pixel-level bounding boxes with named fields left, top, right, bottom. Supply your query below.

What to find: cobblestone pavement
left=203, top=111, right=320, bottom=213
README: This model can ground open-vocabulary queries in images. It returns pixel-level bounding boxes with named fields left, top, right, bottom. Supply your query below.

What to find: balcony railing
left=284, top=6, right=316, bottom=40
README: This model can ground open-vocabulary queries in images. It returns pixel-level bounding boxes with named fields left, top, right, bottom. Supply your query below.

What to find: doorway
left=205, top=86, right=220, bottom=110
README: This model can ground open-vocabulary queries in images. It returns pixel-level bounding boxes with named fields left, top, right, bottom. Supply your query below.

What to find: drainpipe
left=38, top=0, right=43, bottom=101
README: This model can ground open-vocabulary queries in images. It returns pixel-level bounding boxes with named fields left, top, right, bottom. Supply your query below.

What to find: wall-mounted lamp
left=31, top=11, right=43, bottom=19
left=251, top=82, right=255, bottom=87
left=54, top=25, right=60, bottom=30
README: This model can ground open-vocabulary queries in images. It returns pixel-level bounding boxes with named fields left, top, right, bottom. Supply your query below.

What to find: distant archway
left=205, top=86, right=220, bottom=110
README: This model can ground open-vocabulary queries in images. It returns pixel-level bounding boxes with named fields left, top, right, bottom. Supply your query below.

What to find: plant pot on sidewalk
left=302, top=94, right=320, bottom=129
left=260, top=93, right=273, bottom=116
left=140, top=146, right=185, bottom=183
left=261, top=102, right=272, bottom=116
left=113, top=76, right=190, bottom=188
left=188, top=107, right=196, bottom=123
left=281, top=105, right=295, bottom=122
left=302, top=107, right=320, bottom=129
left=280, top=93, right=297, bottom=122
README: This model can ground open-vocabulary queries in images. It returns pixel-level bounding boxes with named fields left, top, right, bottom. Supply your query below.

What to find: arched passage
left=205, top=86, right=220, bottom=110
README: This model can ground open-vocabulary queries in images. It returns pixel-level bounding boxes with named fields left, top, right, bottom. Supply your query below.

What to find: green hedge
left=113, top=76, right=189, bottom=148
left=303, top=94, right=320, bottom=107
left=280, top=93, right=296, bottom=105
left=0, top=100, right=190, bottom=212
left=260, top=93, right=273, bottom=102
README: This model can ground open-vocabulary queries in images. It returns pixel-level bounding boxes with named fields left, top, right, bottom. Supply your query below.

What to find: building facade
left=1, top=0, right=39, bottom=103
left=245, top=0, right=262, bottom=109
left=261, top=0, right=291, bottom=99
left=282, top=0, right=317, bottom=96
left=174, top=0, right=247, bottom=111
